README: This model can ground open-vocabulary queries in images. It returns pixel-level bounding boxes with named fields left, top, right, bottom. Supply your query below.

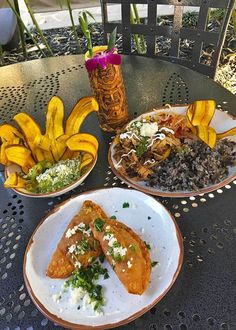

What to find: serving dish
left=5, top=155, right=97, bottom=198
left=24, top=187, right=183, bottom=329
left=1, top=96, right=99, bottom=197
left=108, top=105, right=236, bottom=197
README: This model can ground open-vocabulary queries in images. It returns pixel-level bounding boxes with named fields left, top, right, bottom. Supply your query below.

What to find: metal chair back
left=101, top=0, right=235, bottom=78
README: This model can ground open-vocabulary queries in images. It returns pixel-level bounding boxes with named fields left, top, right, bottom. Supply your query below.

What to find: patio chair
left=100, top=0, right=235, bottom=78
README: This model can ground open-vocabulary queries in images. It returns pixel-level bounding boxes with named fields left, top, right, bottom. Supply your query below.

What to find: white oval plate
left=5, top=155, right=97, bottom=198
left=24, top=187, right=183, bottom=329
left=108, top=105, right=236, bottom=197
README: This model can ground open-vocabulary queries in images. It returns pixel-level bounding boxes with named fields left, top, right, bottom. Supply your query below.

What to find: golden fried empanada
left=90, top=217, right=151, bottom=295
left=47, top=200, right=108, bottom=278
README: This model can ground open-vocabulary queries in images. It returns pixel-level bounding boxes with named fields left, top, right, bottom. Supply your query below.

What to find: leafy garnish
left=92, top=240, right=99, bottom=250
left=151, top=261, right=158, bottom=268
left=129, top=244, right=137, bottom=252
left=123, top=202, right=130, bottom=208
left=65, top=261, right=109, bottom=311
left=110, top=215, right=117, bottom=219
left=144, top=241, right=151, bottom=250
left=94, top=218, right=105, bottom=232
left=81, top=236, right=90, bottom=252
left=107, top=27, right=117, bottom=51
left=78, top=11, right=94, bottom=57
left=135, top=136, right=149, bottom=157
left=99, top=253, right=105, bottom=263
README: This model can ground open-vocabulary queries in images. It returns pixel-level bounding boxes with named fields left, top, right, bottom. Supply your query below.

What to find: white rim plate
left=108, top=105, right=236, bottom=197
left=24, top=187, right=183, bottom=329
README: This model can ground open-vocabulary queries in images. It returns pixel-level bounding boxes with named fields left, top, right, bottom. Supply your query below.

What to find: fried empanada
left=90, top=217, right=151, bottom=295
left=47, top=200, right=108, bottom=278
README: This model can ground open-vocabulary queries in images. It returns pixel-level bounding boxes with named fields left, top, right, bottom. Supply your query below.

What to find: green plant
left=13, top=0, right=27, bottom=58
left=6, top=0, right=45, bottom=56
left=24, top=0, right=53, bottom=56
left=78, top=11, right=95, bottom=57
left=66, top=0, right=82, bottom=52
left=107, top=27, right=117, bottom=51
left=78, top=12, right=117, bottom=57
left=130, top=5, right=146, bottom=54
left=132, top=4, right=146, bottom=53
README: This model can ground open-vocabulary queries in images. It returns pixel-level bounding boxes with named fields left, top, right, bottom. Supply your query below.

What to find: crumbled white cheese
left=140, top=122, right=159, bottom=137
left=122, top=269, right=126, bottom=273
left=130, top=257, right=133, bottom=261
left=83, top=228, right=92, bottom=237
left=74, top=261, right=81, bottom=268
left=108, top=237, right=118, bottom=247
left=103, top=231, right=127, bottom=259
left=52, top=293, right=61, bottom=303
left=65, top=227, right=76, bottom=238
left=113, top=246, right=127, bottom=257
left=66, top=223, right=91, bottom=239
left=75, top=245, right=85, bottom=255
left=68, top=244, right=76, bottom=254
left=81, top=293, right=103, bottom=315
left=70, top=287, right=86, bottom=304
left=106, top=225, right=110, bottom=230
left=127, top=260, right=133, bottom=268
left=103, top=232, right=114, bottom=241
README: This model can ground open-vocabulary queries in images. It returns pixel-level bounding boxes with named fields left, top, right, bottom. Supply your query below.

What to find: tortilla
left=90, top=217, right=151, bottom=295
left=46, top=200, right=107, bottom=278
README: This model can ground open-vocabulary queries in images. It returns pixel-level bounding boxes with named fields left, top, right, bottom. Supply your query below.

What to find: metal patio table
left=0, top=55, right=235, bottom=330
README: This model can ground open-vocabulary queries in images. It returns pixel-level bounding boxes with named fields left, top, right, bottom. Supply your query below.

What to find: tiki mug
left=85, top=46, right=129, bottom=132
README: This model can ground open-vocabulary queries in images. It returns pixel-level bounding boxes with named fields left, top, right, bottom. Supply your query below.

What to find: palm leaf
left=107, top=27, right=117, bottom=51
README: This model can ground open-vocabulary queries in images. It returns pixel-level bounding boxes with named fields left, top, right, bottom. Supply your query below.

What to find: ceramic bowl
left=5, top=155, right=97, bottom=198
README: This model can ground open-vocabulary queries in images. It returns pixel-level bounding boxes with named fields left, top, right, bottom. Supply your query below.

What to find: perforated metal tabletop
left=0, top=55, right=235, bottom=330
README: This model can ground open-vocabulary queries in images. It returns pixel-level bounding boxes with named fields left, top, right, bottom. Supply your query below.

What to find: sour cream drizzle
left=115, top=149, right=137, bottom=168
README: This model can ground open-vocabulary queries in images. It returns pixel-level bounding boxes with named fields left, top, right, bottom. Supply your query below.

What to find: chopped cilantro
left=64, top=261, right=109, bottom=312
left=88, top=256, right=95, bottom=263
left=113, top=254, right=123, bottom=262
left=135, top=136, right=149, bottom=158
left=129, top=244, right=138, bottom=252
left=92, top=240, right=99, bottom=251
left=81, top=236, right=90, bottom=252
left=99, top=253, right=105, bottom=263
left=144, top=241, right=151, bottom=250
left=123, top=202, right=130, bottom=208
left=110, top=215, right=117, bottom=220
left=151, top=261, right=158, bottom=268
left=94, top=218, right=105, bottom=232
